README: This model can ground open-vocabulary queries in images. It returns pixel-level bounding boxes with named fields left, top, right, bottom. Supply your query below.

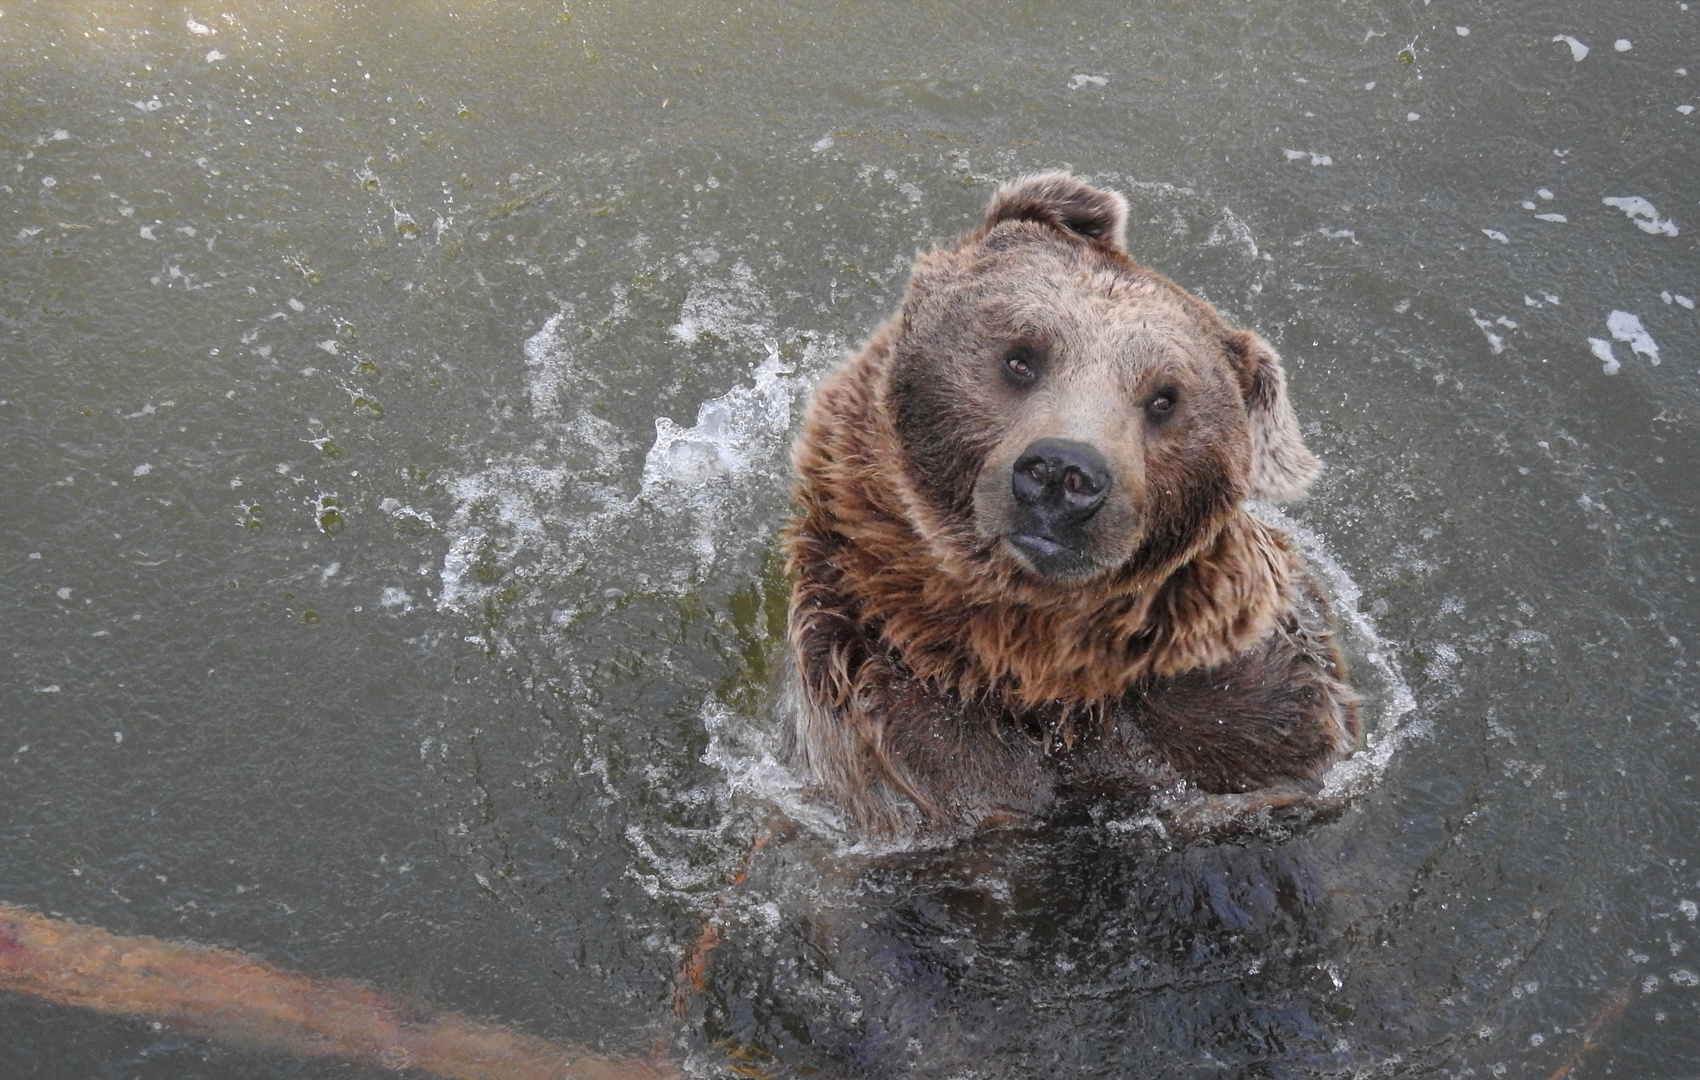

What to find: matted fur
left=782, top=173, right=1358, bottom=838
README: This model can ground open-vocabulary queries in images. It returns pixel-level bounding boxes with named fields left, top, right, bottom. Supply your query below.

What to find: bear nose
left=1011, top=439, right=1111, bottom=523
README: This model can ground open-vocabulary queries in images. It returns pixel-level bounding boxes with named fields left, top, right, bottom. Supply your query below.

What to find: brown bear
left=780, top=173, right=1360, bottom=839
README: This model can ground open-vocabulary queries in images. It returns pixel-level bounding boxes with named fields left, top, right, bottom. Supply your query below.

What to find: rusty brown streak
left=0, top=904, right=679, bottom=1080
left=1546, top=984, right=1631, bottom=1080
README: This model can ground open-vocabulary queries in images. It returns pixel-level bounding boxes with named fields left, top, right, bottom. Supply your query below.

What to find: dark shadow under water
left=691, top=799, right=1421, bottom=1079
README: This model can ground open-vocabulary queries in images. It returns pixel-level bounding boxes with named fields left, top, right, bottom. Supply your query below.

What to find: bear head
left=880, top=172, right=1317, bottom=589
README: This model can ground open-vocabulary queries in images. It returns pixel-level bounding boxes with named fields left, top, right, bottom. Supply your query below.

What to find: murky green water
left=4, top=2, right=1699, bottom=1076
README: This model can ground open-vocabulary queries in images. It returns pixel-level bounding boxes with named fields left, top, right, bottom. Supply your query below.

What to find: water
left=3, top=2, right=1698, bottom=1076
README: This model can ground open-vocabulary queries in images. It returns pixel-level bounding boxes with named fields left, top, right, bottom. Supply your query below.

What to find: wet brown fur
left=782, top=173, right=1360, bottom=838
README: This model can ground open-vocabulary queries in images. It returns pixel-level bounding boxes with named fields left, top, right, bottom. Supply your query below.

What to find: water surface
left=3, top=3, right=1699, bottom=1077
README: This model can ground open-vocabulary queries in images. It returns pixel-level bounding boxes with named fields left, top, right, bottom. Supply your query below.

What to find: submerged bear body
left=781, top=174, right=1359, bottom=838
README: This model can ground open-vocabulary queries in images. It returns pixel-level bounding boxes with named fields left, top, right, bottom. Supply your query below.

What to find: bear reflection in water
left=687, top=176, right=1404, bottom=1076
left=781, top=172, right=1360, bottom=840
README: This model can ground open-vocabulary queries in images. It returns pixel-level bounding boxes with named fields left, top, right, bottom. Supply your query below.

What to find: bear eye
left=1146, top=390, right=1178, bottom=419
left=1002, top=345, right=1040, bottom=386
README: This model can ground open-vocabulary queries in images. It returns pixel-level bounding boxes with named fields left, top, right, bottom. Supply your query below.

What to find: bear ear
left=1224, top=329, right=1320, bottom=501
left=984, top=172, right=1129, bottom=252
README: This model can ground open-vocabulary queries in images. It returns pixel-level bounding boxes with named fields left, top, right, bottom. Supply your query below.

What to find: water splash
left=1250, top=503, right=1422, bottom=799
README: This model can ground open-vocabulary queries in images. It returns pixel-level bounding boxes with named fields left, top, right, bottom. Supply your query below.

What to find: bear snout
left=1012, top=438, right=1111, bottom=516
left=1007, top=438, right=1112, bottom=575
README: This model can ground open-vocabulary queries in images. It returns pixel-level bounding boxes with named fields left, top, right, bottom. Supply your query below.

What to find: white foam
left=1470, top=309, right=1508, bottom=353
left=1607, top=310, right=1660, bottom=364
left=437, top=261, right=839, bottom=633
left=700, top=699, right=842, bottom=840
left=1283, top=149, right=1333, bottom=166
left=1251, top=503, right=1422, bottom=799
left=1552, top=35, right=1589, bottom=62
left=1203, top=207, right=1260, bottom=260
left=520, top=309, right=575, bottom=418
left=625, top=824, right=728, bottom=896
left=1589, top=337, right=1621, bottom=374
left=1603, top=196, right=1679, bottom=236
left=668, top=261, right=772, bottom=346
left=436, top=460, right=573, bottom=622
left=644, top=344, right=797, bottom=489
left=640, top=342, right=812, bottom=569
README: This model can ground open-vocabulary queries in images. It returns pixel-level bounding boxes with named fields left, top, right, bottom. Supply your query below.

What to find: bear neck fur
left=787, top=329, right=1290, bottom=720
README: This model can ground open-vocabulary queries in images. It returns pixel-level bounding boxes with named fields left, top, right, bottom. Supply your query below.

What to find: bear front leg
left=1064, top=564, right=1359, bottom=811
left=1060, top=626, right=1358, bottom=835
left=1125, top=611, right=1360, bottom=797
left=781, top=605, right=1053, bottom=838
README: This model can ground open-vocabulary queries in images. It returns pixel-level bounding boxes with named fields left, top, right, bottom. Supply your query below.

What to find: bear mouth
left=1007, top=531, right=1096, bottom=580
